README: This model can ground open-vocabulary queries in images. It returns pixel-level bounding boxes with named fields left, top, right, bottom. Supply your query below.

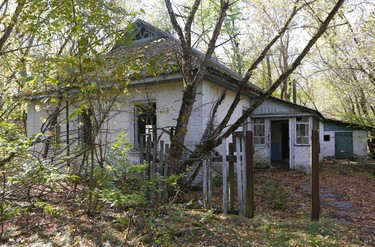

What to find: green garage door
left=335, top=132, right=353, bottom=159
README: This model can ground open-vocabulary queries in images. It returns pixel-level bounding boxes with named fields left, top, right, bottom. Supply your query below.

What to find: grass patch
left=343, top=162, right=375, bottom=179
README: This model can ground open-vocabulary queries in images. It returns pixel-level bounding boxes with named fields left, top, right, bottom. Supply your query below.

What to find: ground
left=1, top=159, right=374, bottom=246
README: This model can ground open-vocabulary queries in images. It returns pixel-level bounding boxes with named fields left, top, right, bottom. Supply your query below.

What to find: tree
left=163, top=0, right=346, bottom=176
left=301, top=1, right=374, bottom=155
left=0, top=0, right=143, bottom=220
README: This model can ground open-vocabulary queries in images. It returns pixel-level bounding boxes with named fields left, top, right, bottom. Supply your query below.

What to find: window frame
left=296, top=116, right=310, bottom=145
left=253, top=118, right=266, bottom=145
left=134, top=102, right=157, bottom=148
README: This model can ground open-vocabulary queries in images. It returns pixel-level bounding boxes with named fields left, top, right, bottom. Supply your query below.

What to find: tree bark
left=164, top=0, right=230, bottom=173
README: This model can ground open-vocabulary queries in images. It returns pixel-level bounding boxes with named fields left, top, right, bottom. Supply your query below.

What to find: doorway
left=335, top=132, right=353, bottom=159
left=270, top=120, right=290, bottom=169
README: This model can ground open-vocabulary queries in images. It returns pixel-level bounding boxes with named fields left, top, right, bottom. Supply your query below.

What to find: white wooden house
left=25, top=19, right=369, bottom=172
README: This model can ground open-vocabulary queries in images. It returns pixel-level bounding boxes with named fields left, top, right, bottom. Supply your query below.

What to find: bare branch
left=0, top=0, right=26, bottom=53
left=222, top=0, right=346, bottom=139
left=164, top=0, right=187, bottom=49
left=212, top=3, right=302, bottom=137
left=183, top=0, right=346, bottom=169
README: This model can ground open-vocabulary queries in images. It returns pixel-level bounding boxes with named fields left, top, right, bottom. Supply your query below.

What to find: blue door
left=335, top=132, right=353, bottom=159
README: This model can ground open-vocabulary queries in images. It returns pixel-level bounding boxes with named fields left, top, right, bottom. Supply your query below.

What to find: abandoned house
left=25, top=19, right=369, bottom=172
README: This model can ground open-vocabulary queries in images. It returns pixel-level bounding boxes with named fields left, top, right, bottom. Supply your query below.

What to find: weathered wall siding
left=322, top=130, right=368, bottom=158
left=185, top=82, right=204, bottom=149
left=202, top=80, right=250, bottom=132
left=294, top=145, right=310, bottom=171
left=322, top=131, right=336, bottom=158
left=201, top=80, right=250, bottom=149
left=289, top=118, right=296, bottom=169
left=99, top=105, right=132, bottom=145
left=319, top=121, right=324, bottom=162
left=126, top=82, right=184, bottom=147
left=254, top=146, right=269, bottom=167
left=27, top=102, right=48, bottom=153
left=253, top=99, right=305, bottom=115
left=353, top=130, right=368, bottom=157
left=27, top=83, right=185, bottom=148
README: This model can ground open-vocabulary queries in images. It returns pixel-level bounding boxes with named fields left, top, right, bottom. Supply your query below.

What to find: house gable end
left=253, top=99, right=308, bottom=116
left=112, top=19, right=173, bottom=50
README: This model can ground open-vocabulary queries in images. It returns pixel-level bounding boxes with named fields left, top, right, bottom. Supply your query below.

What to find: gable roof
left=270, top=97, right=325, bottom=120
left=110, top=19, right=263, bottom=95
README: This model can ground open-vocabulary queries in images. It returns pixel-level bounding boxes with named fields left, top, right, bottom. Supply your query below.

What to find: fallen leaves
left=1, top=159, right=374, bottom=246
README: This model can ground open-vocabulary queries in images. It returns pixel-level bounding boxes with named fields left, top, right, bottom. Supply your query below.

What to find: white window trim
left=295, top=116, right=310, bottom=145
left=253, top=118, right=266, bottom=145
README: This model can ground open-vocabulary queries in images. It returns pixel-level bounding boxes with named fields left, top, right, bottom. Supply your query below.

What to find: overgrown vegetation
left=0, top=0, right=374, bottom=246
left=0, top=160, right=374, bottom=246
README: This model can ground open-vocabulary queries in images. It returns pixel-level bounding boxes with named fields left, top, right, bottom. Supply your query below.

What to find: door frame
left=268, top=118, right=293, bottom=169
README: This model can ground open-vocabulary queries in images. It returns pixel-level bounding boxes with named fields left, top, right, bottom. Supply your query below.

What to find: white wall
left=353, top=130, right=368, bottom=157
left=322, top=130, right=368, bottom=158
left=28, top=80, right=243, bottom=160
left=201, top=80, right=250, bottom=149
left=322, top=131, right=335, bottom=158
left=294, top=145, right=310, bottom=172
left=319, top=121, right=325, bottom=162
left=26, top=82, right=186, bottom=157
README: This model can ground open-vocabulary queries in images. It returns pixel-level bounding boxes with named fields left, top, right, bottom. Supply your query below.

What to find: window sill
left=294, top=144, right=310, bottom=146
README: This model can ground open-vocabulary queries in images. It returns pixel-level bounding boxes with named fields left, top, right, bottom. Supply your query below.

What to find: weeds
left=262, top=181, right=291, bottom=209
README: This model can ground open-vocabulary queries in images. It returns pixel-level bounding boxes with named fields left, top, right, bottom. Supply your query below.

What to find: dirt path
left=319, top=160, right=375, bottom=244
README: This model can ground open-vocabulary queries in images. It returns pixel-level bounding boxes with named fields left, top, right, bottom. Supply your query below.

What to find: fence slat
left=151, top=134, right=158, bottom=178
left=221, top=137, right=228, bottom=214
left=241, top=135, right=247, bottom=216
left=245, top=131, right=254, bottom=218
left=208, top=159, right=212, bottom=209
left=228, top=143, right=235, bottom=211
left=235, top=136, right=243, bottom=215
left=158, top=140, right=165, bottom=203
left=163, top=144, right=169, bottom=203
left=203, top=160, right=208, bottom=208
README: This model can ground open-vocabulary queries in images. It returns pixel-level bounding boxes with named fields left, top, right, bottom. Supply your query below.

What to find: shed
left=322, top=119, right=368, bottom=159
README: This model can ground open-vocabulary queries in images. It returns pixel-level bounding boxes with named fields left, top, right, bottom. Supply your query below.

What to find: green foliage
left=0, top=121, right=28, bottom=157
left=339, top=161, right=375, bottom=180
left=87, top=133, right=183, bottom=211
left=0, top=203, right=20, bottom=222
left=34, top=201, right=61, bottom=216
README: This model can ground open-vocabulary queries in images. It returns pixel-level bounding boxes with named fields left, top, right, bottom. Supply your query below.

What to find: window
left=296, top=116, right=309, bottom=144
left=253, top=119, right=265, bottom=144
left=135, top=102, right=157, bottom=147
left=324, top=135, right=330, bottom=141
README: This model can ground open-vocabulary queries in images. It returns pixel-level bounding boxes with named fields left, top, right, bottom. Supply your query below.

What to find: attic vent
left=134, top=27, right=156, bottom=40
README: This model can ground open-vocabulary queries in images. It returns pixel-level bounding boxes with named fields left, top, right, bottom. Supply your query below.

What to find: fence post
left=145, top=135, right=151, bottom=167
left=311, top=129, right=320, bottom=221
left=228, top=143, right=235, bottom=211
left=234, top=135, right=244, bottom=215
left=151, top=134, right=158, bottom=179
left=163, top=144, right=169, bottom=203
left=245, top=131, right=254, bottom=218
left=221, top=137, right=228, bottom=214
left=203, top=159, right=212, bottom=209
left=158, top=140, right=165, bottom=203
